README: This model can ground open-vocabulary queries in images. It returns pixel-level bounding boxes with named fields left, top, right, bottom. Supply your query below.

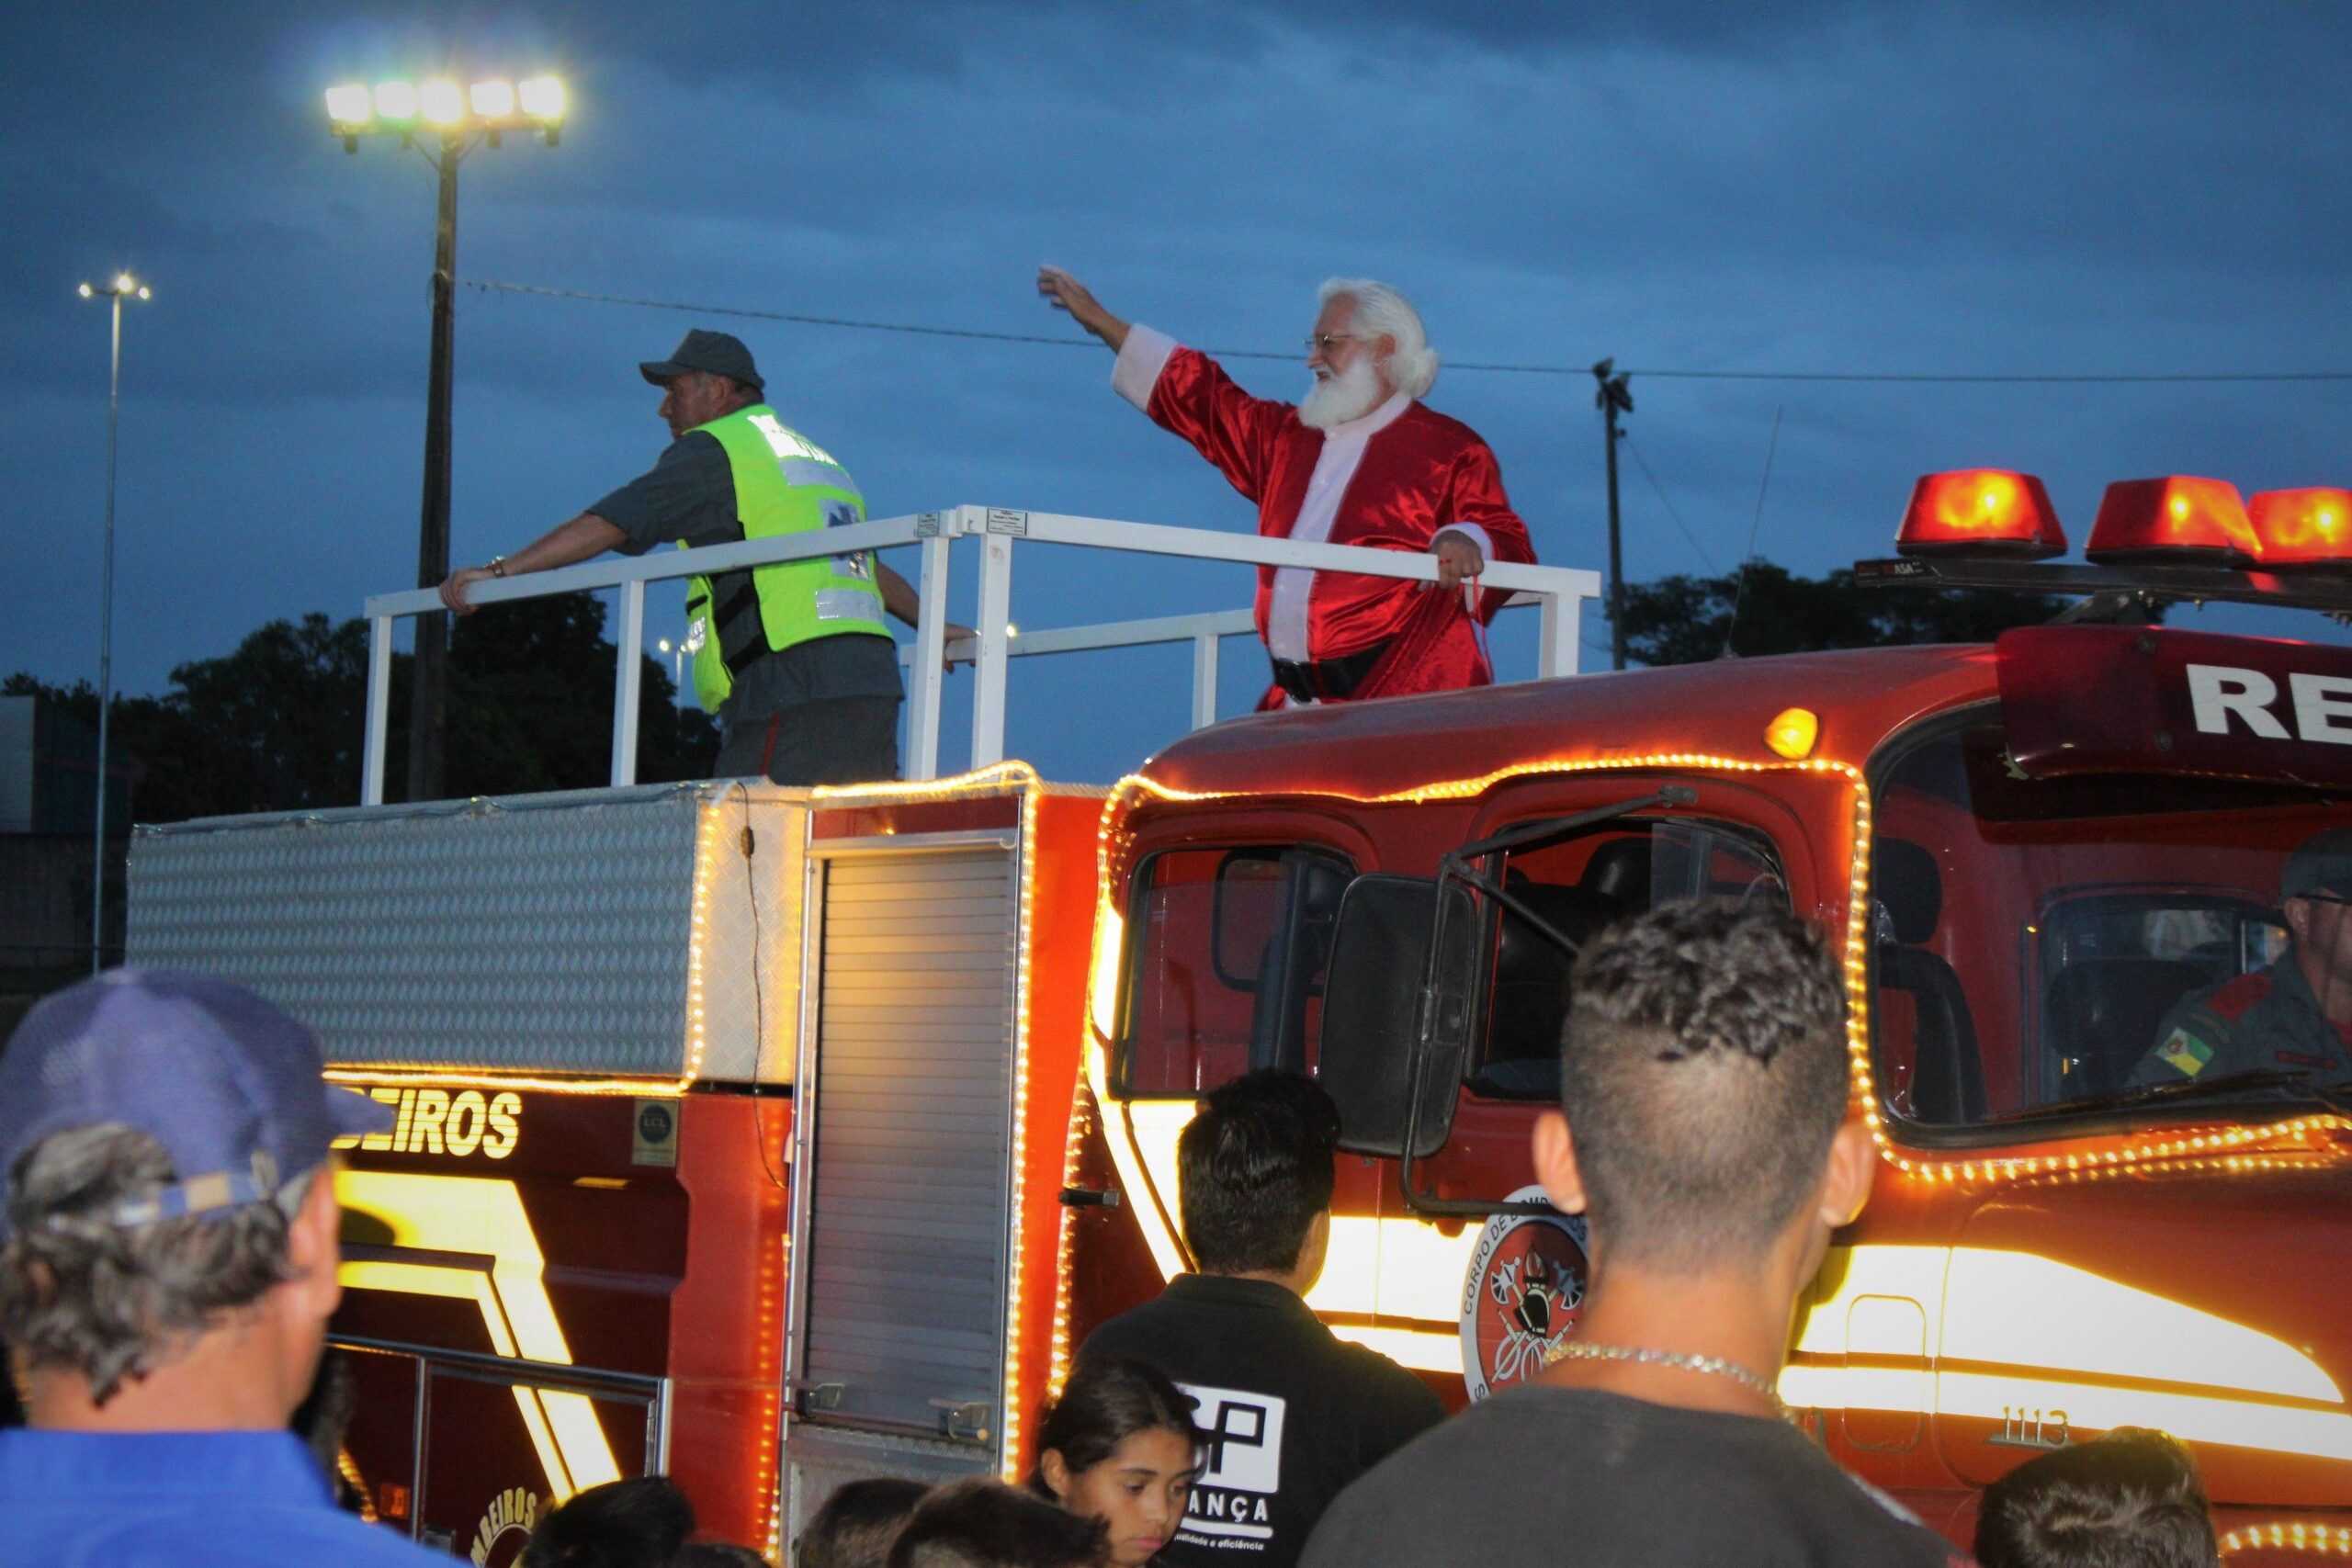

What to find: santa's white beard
left=1300, top=356, right=1388, bottom=430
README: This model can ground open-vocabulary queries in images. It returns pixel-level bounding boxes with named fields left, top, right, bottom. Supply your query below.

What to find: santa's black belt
left=1270, top=640, right=1390, bottom=704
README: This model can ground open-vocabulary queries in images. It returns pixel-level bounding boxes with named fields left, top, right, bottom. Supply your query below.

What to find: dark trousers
left=715, top=696, right=901, bottom=785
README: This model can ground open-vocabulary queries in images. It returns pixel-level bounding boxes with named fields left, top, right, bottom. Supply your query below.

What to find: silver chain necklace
left=1542, top=1340, right=1792, bottom=1420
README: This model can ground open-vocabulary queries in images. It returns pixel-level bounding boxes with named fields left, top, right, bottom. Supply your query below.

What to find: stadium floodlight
left=419, top=79, right=466, bottom=126
left=516, top=75, right=565, bottom=119
left=373, top=80, right=418, bottom=120
left=469, top=78, right=515, bottom=118
left=324, top=83, right=372, bottom=124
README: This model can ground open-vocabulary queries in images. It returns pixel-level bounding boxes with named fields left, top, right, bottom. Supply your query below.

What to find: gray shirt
left=1301, top=1385, right=1965, bottom=1568
left=591, top=433, right=901, bottom=725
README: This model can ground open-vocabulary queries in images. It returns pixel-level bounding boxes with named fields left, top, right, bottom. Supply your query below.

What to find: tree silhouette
left=6, top=599, right=719, bottom=824
left=1615, top=559, right=2090, bottom=666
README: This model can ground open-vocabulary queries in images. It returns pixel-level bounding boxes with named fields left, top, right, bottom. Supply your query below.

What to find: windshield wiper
left=1991, top=1066, right=2352, bottom=1124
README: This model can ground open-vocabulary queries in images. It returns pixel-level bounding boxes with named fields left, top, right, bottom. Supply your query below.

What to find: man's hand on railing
left=1429, top=530, right=1487, bottom=592
left=439, top=566, right=495, bottom=615
left=942, top=624, right=978, bottom=671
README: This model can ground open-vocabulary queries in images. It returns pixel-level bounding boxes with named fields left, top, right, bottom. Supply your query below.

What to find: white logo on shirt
left=1179, top=1382, right=1285, bottom=1545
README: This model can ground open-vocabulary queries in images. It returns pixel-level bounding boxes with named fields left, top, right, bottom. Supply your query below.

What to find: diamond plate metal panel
left=125, top=784, right=802, bottom=1078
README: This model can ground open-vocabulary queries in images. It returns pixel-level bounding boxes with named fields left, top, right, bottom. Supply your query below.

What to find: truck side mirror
left=1320, top=874, right=1480, bottom=1158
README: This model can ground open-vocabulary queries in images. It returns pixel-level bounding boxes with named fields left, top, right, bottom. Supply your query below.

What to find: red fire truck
left=124, top=478, right=2352, bottom=1563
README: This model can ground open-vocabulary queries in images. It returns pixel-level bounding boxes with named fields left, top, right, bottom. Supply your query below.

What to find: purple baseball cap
left=0, top=969, right=392, bottom=1235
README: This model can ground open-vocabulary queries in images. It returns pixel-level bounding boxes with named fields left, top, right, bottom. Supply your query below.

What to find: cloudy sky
left=6, top=2, right=2349, bottom=784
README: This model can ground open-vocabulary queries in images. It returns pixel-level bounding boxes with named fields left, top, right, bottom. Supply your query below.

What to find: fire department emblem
left=1459, top=1185, right=1589, bottom=1402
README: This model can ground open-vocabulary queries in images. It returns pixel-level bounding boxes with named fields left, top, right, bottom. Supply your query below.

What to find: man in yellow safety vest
left=442, top=330, right=965, bottom=784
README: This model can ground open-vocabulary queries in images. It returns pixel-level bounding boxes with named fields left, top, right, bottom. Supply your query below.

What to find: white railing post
left=1536, top=591, right=1569, bottom=680
left=1191, top=634, right=1220, bottom=729
left=611, top=581, right=645, bottom=787
left=905, top=520, right=951, bottom=781
left=969, top=508, right=1016, bottom=769
left=363, top=615, right=393, bottom=806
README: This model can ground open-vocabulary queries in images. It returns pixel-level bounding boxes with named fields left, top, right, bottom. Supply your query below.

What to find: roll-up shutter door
left=797, top=847, right=1017, bottom=1441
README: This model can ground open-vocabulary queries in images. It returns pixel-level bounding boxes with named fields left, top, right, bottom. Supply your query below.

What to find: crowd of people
left=0, top=905, right=2229, bottom=1566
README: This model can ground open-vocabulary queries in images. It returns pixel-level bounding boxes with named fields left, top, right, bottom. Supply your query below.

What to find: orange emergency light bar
left=1894, top=470, right=2065, bottom=558
left=2084, top=476, right=2259, bottom=566
left=2248, top=488, right=2352, bottom=570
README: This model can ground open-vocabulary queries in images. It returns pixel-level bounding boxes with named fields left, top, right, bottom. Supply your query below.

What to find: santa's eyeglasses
left=1304, top=333, right=1361, bottom=353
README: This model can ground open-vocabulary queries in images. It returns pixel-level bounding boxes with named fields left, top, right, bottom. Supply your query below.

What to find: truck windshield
left=1871, top=711, right=2347, bottom=1127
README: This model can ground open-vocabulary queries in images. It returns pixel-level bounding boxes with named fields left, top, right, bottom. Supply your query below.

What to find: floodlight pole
left=408, top=132, right=465, bottom=803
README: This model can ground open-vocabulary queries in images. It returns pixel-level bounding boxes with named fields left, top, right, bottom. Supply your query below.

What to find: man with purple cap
left=0, top=969, right=443, bottom=1564
left=2131, top=826, right=2352, bottom=1088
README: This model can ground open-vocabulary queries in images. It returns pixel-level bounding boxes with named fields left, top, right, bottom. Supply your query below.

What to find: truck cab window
left=1118, top=845, right=1353, bottom=1096
left=1473, top=819, right=1787, bottom=1100
left=1871, top=715, right=2335, bottom=1128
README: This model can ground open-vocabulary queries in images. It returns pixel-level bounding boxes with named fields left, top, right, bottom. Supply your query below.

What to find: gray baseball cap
left=639, top=329, right=765, bottom=392
left=2282, top=828, right=2352, bottom=902
left=0, top=969, right=391, bottom=1235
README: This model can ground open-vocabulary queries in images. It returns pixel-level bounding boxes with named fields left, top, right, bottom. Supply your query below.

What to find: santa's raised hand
left=1037, top=266, right=1129, bottom=351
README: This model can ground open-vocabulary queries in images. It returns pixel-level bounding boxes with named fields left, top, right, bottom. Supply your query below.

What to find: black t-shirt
left=1080, top=1275, right=1445, bottom=1568
left=1299, top=1384, right=1971, bottom=1568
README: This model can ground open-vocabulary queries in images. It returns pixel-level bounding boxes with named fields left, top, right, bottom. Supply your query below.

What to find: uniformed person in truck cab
left=441, top=329, right=968, bottom=785
left=2130, top=828, right=2352, bottom=1089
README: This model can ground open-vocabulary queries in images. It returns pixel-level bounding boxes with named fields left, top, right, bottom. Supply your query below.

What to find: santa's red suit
left=1114, top=325, right=1536, bottom=707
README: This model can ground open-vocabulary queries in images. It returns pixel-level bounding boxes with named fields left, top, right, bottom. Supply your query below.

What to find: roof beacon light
left=2248, top=489, right=2352, bottom=570
left=2085, top=476, right=2259, bottom=567
left=1894, top=470, right=2065, bottom=558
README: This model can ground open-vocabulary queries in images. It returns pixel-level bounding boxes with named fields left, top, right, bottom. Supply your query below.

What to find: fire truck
left=123, top=482, right=2352, bottom=1563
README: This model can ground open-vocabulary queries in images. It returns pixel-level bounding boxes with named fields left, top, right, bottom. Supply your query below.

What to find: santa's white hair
left=1319, top=277, right=1439, bottom=399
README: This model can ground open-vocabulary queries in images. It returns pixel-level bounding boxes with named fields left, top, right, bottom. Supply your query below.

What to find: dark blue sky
left=7, top=2, right=2350, bottom=784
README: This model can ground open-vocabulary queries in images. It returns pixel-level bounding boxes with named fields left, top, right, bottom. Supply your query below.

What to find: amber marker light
left=2085, top=476, right=2259, bottom=566
left=1894, top=469, right=2065, bottom=558
left=2249, top=488, right=2352, bottom=570
left=1765, top=707, right=1820, bottom=760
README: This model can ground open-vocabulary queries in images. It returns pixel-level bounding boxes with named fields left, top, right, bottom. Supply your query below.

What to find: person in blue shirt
left=0, top=969, right=444, bottom=1566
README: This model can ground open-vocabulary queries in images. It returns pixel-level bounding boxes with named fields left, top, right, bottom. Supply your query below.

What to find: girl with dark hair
left=1029, top=1358, right=1201, bottom=1567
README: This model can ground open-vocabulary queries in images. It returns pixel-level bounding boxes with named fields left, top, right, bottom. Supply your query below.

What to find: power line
left=1619, top=433, right=1719, bottom=574
left=462, top=279, right=2352, bottom=385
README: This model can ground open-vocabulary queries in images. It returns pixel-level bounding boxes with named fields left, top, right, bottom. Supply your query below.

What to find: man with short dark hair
left=798, top=1476, right=933, bottom=1568
left=0, top=969, right=441, bottom=1565
left=885, top=1478, right=1104, bottom=1568
left=1301, top=901, right=1972, bottom=1568
left=1080, top=1070, right=1442, bottom=1568
left=1974, top=1427, right=2219, bottom=1568
left=442, top=329, right=966, bottom=785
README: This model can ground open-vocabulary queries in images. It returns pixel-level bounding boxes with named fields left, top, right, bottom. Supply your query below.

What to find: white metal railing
left=358, top=504, right=1604, bottom=803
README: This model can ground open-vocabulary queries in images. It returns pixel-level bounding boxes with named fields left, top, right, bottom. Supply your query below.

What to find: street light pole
left=79, top=273, right=150, bottom=974
left=409, top=133, right=462, bottom=803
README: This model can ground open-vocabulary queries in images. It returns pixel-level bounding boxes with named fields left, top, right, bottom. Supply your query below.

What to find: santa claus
left=1038, top=267, right=1536, bottom=707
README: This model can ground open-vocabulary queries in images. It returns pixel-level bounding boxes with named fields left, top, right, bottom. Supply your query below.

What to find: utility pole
left=409, top=133, right=462, bottom=803
left=1592, top=360, right=1634, bottom=671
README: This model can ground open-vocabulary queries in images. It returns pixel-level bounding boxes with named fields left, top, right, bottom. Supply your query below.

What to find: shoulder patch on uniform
left=2206, top=971, right=2272, bottom=1022
left=2154, top=1029, right=2216, bottom=1078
